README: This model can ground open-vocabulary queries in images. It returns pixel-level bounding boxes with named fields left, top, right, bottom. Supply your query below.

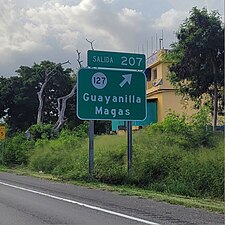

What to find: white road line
left=0, top=181, right=161, bottom=225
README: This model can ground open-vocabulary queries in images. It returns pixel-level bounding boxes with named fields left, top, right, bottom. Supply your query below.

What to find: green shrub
left=131, top=128, right=182, bottom=186
left=51, top=135, right=89, bottom=180
left=29, top=146, right=60, bottom=173
left=29, top=131, right=88, bottom=177
left=145, top=112, right=213, bottom=150
left=169, top=138, right=224, bottom=199
left=4, top=133, right=35, bottom=165
left=94, top=145, right=127, bottom=184
left=131, top=125, right=224, bottom=199
left=72, top=121, right=89, bottom=138
left=93, top=135, right=127, bottom=183
left=29, top=123, right=58, bottom=140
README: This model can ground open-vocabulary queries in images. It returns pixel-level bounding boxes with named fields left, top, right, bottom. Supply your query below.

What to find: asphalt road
left=0, top=172, right=223, bottom=225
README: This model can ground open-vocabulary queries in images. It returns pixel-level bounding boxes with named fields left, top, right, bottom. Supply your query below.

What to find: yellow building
left=145, top=49, right=197, bottom=122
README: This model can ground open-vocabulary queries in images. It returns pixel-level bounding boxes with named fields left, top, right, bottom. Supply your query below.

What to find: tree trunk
left=36, top=61, right=70, bottom=124
left=54, top=83, right=77, bottom=132
left=37, top=77, right=49, bottom=124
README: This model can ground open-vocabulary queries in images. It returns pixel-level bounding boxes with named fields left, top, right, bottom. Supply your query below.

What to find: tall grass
left=132, top=129, right=224, bottom=199
left=6, top=112, right=223, bottom=200
left=94, top=135, right=127, bottom=184
left=28, top=130, right=224, bottom=200
left=29, top=131, right=89, bottom=180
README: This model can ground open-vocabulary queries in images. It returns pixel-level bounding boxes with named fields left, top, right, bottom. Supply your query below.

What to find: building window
left=153, top=68, right=157, bottom=80
left=145, top=68, right=151, bottom=81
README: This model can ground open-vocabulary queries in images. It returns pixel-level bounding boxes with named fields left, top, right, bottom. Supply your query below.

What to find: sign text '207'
left=121, top=56, right=143, bottom=67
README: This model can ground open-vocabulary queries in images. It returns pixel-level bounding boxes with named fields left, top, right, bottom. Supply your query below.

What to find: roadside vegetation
left=1, top=110, right=224, bottom=209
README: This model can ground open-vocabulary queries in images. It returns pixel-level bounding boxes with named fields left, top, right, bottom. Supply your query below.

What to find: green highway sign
left=87, top=50, right=146, bottom=70
left=77, top=68, right=146, bottom=120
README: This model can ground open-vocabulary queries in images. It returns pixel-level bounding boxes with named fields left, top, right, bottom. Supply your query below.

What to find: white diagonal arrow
left=119, top=74, right=132, bottom=88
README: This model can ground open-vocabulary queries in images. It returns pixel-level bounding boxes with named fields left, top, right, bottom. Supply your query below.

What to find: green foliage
left=132, top=141, right=184, bottom=187
left=4, top=133, right=35, bottom=165
left=29, top=61, right=74, bottom=124
left=29, top=128, right=89, bottom=178
left=0, top=76, right=37, bottom=133
left=145, top=111, right=213, bottom=149
left=72, top=121, right=89, bottom=138
left=131, top=125, right=224, bottom=199
left=165, top=7, right=224, bottom=125
left=29, top=123, right=58, bottom=140
left=190, top=106, right=211, bottom=127
left=162, top=136, right=224, bottom=199
left=94, top=135, right=127, bottom=184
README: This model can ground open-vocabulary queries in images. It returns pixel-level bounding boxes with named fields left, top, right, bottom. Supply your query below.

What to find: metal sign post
left=0, top=125, right=5, bottom=163
left=127, top=121, right=132, bottom=173
left=1, top=142, right=4, bottom=163
left=89, top=120, right=94, bottom=175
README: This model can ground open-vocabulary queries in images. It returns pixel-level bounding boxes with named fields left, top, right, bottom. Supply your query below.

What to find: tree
left=0, top=77, right=12, bottom=119
left=20, top=61, right=75, bottom=125
left=0, top=75, right=37, bottom=132
left=165, top=7, right=224, bottom=130
left=0, top=61, right=76, bottom=133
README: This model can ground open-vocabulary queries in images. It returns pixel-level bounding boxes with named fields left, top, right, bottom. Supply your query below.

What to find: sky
left=1, top=0, right=224, bottom=77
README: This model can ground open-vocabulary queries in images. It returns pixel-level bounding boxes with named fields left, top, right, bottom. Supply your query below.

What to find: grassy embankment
left=1, top=113, right=224, bottom=212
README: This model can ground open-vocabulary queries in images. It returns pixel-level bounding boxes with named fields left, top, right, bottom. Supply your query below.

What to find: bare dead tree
left=76, top=50, right=83, bottom=68
left=53, top=51, right=83, bottom=132
left=54, top=38, right=94, bottom=132
left=53, top=82, right=77, bottom=132
left=86, top=38, right=95, bottom=50
left=36, top=60, right=70, bottom=124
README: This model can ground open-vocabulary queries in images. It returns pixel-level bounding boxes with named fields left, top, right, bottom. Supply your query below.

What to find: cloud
left=0, top=1, right=50, bottom=59
left=166, top=0, right=224, bottom=16
left=1, top=0, right=149, bottom=71
left=153, top=9, right=188, bottom=30
left=118, top=8, right=145, bottom=26
left=120, top=8, right=141, bottom=17
left=0, top=0, right=224, bottom=76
